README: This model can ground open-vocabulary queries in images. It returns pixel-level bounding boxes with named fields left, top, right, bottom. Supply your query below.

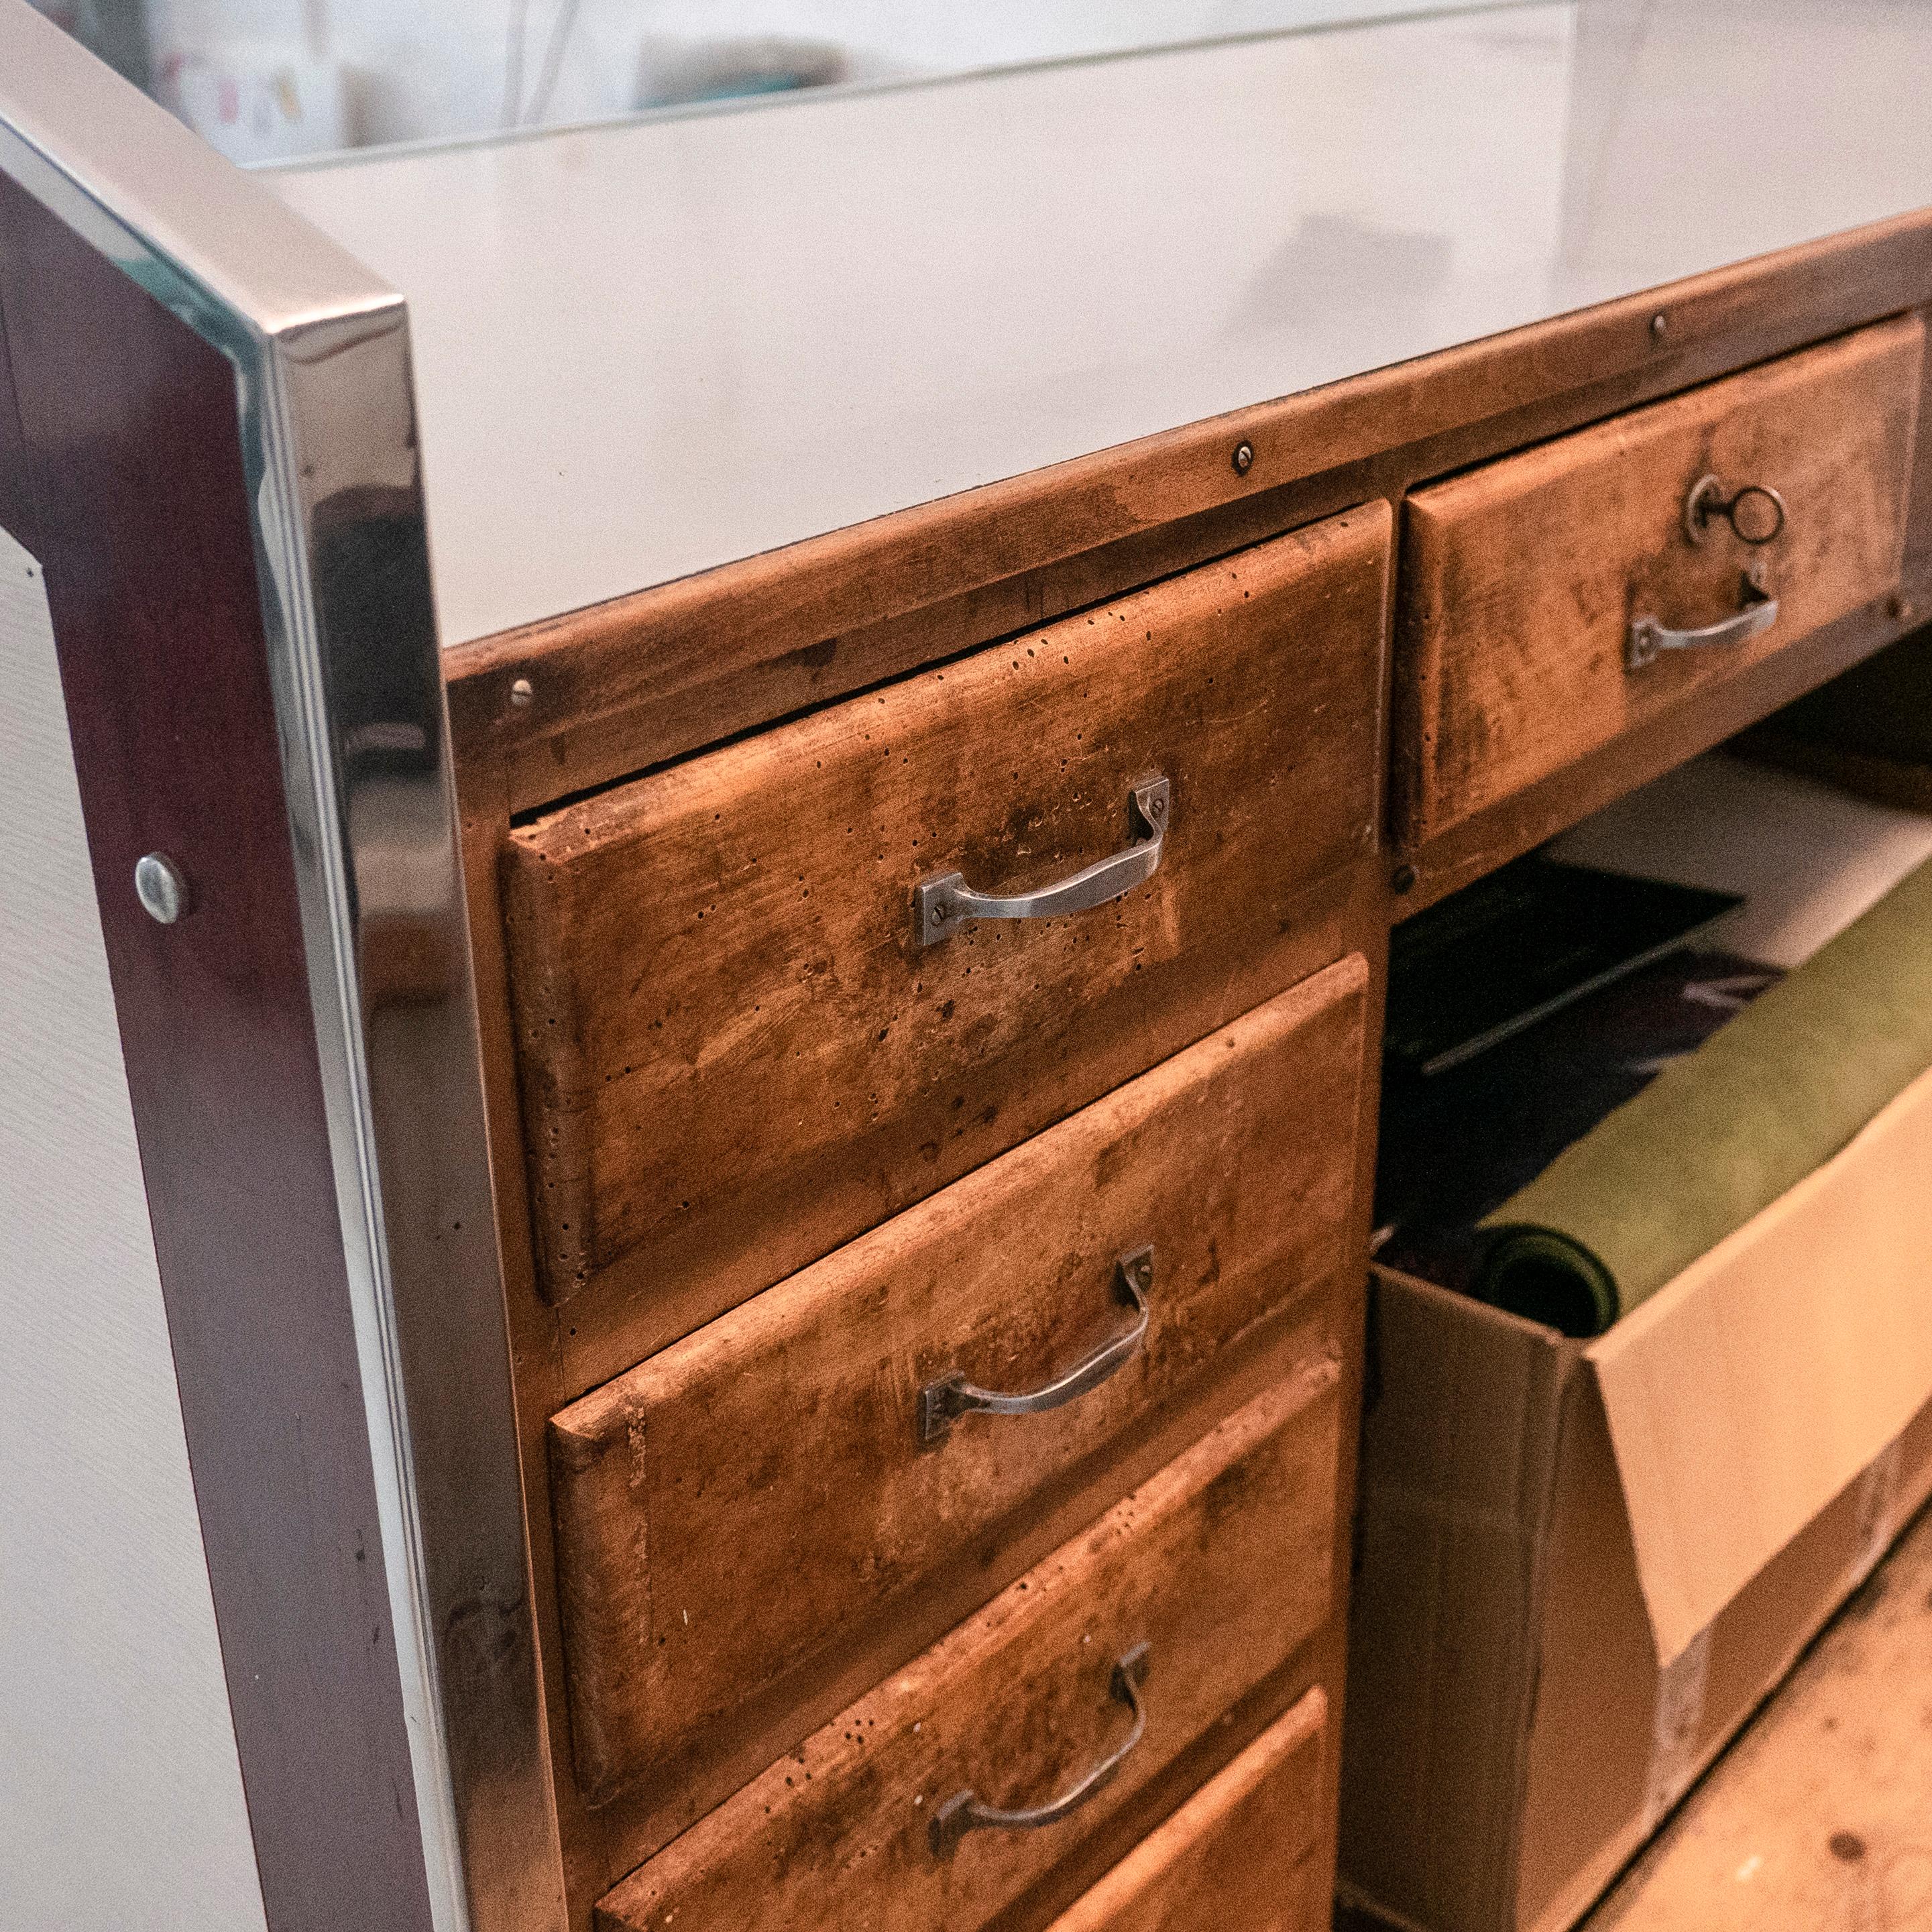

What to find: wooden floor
left=1581, top=1499, right=1932, bottom=1932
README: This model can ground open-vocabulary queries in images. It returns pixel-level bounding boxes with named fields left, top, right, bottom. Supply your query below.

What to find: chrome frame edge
left=0, top=9, right=563, bottom=1931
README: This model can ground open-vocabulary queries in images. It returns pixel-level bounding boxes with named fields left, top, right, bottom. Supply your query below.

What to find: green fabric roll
left=1474, top=851, right=1932, bottom=1337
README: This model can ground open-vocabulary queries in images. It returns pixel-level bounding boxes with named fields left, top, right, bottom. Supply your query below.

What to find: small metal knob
left=1685, top=474, right=1786, bottom=548
left=134, top=852, right=192, bottom=924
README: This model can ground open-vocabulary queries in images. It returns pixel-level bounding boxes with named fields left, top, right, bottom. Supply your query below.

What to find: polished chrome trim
left=0, top=9, right=563, bottom=1931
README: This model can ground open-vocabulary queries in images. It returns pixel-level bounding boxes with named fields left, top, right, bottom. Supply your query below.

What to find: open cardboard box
left=1338, top=1059, right=1932, bottom=1932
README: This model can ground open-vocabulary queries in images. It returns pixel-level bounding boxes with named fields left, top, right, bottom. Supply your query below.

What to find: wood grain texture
left=455, top=760, right=622, bottom=1929
left=594, top=1361, right=1341, bottom=1932
left=1392, top=594, right=1932, bottom=918
left=1397, top=316, right=1924, bottom=845
left=0, top=169, right=434, bottom=1928
left=573, top=1302, right=1343, bottom=1921
left=550, top=959, right=1366, bottom=1802
left=466, top=777, right=1381, bottom=1922
left=503, top=507, right=1387, bottom=1360
left=443, top=213, right=1932, bottom=816
left=1045, top=1689, right=1330, bottom=1932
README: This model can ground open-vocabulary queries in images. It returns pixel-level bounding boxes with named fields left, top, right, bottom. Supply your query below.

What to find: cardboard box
left=1339, top=1062, right=1932, bottom=1932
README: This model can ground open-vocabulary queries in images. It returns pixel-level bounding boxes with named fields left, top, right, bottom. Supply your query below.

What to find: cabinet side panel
left=0, top=518, right=267, bottom=1932
left=0, top=160, right=438, bottom=1932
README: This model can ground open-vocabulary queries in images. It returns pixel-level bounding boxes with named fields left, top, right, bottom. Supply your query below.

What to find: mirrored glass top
left=253, top=0, right=1932, bottom=646
left=54, top=0, right=1505, bottom=162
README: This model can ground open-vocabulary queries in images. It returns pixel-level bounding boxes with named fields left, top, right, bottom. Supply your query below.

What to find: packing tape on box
left=1640, top=1624, right=1713, bottom=1837
left=1852, top=1440, right=1905, bottom=1589
left=1637, top=1443, right=1900, bottom=1841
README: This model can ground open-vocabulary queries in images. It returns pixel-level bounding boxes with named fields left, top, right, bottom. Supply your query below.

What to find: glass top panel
left=40, top=0, right=1506, bottom=164
left=249, top=0, right=1932, bottom=647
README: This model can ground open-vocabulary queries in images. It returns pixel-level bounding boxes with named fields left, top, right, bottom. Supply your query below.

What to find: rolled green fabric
left=1475, top=851, right=1932, bottom=1337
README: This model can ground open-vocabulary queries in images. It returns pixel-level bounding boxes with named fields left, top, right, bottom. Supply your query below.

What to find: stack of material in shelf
left=1377, top=752, right=1932, bottom=1337
left=1341, top=750, right=1932, bottom=1932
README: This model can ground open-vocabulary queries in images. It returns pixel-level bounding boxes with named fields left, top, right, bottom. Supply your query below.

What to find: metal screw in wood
left=134, top=852, right=191, bottom=924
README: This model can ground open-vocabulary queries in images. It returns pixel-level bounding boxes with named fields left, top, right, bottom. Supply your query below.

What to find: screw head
left=1232, top=441, right=1255, bottom=475
left=1650, top=312, right=1668, bottom=342
left=509, top=676, right=534, bottom=707
left=1391, top=862, right=1418, bottom=896
left=134, top=852, right=192, bottom=924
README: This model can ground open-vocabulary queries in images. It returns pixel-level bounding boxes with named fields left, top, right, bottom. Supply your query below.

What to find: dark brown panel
left=0, top=286, right=33, bottom=546
left=0, top=170, right=434, bottom=1931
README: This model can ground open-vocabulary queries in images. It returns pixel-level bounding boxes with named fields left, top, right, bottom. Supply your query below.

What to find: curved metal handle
left=928, top=1644, right=1151, bottom=1860
left=916, top=776, right=1169, bottom=945
left=919, top=1247, right=1153, bottom=1444
left=1628, top=574, right=1779, bottom=671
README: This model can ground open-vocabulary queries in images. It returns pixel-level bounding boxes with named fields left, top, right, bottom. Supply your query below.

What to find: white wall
left=0, top=524, right=266, bottom=1932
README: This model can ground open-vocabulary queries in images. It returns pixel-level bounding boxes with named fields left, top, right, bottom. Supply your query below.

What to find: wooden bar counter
left=5, top=5, right=1932, bottom=1928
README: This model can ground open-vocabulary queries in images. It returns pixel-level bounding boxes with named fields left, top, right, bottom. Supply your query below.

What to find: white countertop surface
left=268, top=0, right=1932, bottom=647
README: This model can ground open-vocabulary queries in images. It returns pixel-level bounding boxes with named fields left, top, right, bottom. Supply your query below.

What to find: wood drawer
left=593, top=1365, right=1341, bottom=1932
left=1045, top=1689, right=1331, bottom=1932
left=1396, top=315, right=1923, bottom=845
left=502, top=505, right=1387, bottom=1351
left=551, top=958, right=1367, bottom=1802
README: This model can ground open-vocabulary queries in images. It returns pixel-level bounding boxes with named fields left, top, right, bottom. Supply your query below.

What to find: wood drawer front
left=1396, top=315, right=1923, bottom=845
left=1046, top=1689, right=1330, bottom=1932
left=593, top=1365, right=1341, bottom=1932
left=503, top=504, right=1387, bottom=1340
left=551, top=958, right=1367, bottom=1802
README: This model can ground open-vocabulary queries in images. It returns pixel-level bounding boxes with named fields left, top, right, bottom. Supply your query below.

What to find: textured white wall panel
left=0, top=522, right=266, bottom=1932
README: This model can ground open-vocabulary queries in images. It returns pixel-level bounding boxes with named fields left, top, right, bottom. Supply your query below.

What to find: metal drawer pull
left=915, top=776, right=1169, bottom=946
left=1684, top=473, right=1787, bottom=547
left=919, top=1247, right=1153, bottom=1443
left=928, top=1643, right=1151, bottom=1859
left=1627, top=573, right=1779, bottom=672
